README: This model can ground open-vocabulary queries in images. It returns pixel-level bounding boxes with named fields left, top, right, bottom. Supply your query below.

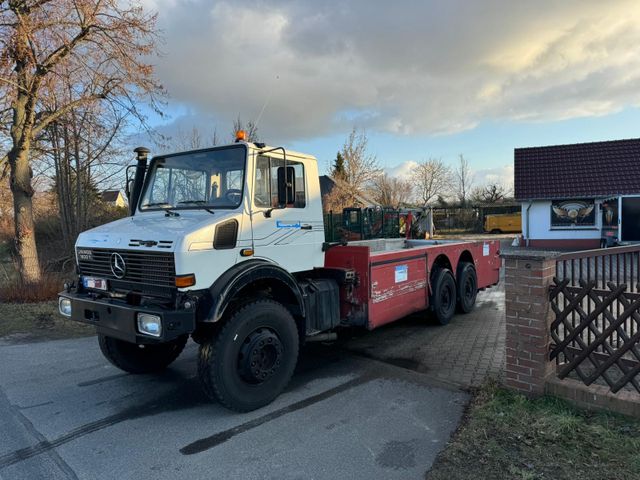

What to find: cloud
left=384, top=160, right=418, bottom=179
left=145, top=0, right=640, bottom=141
left=474, top=165, right=514, bottom=189
left=384, top=161, right=513, bottom=191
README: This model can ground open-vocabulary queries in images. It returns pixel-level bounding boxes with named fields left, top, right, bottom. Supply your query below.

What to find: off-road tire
left=456, top=262, right=478, bottom=313
left=197, top=299, right=299, bottom=412
left=430, top=268, right=457, bottom=325
left=98, top=334, right=188, bottom=374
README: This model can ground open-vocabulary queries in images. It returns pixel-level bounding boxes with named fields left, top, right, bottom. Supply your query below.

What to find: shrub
left=0, top=272, right=64, bottom=303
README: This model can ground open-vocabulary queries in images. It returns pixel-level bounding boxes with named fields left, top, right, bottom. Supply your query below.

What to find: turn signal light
left=240, top=248, right=254, bottom=257
left=235, top=130, right=247, bottom=142
left=175, top=274, right=196, bottom=288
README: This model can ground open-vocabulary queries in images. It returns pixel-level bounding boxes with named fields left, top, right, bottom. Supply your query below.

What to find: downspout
left=525, top=201, right=532, bottom=247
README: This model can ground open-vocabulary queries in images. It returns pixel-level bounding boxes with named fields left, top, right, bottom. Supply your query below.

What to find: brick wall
left=503, top=251, right=559, bottom=395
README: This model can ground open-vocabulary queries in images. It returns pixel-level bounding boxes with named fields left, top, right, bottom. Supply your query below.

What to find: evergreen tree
left=332, top=152, right=346, bottom=179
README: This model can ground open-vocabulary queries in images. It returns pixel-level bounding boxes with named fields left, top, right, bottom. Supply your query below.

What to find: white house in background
left=100, top=190, right=127, bottom=208
left=515, top=138, right=640, bottom=249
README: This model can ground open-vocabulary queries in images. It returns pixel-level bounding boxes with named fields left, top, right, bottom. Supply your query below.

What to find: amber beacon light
left=235, top=130, right=247, bottom=142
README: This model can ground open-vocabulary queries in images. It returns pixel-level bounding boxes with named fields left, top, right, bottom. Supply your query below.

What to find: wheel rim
left=464, top=276, right=475, bottom=302
left=441, top=284, right=454, bottom=313
left=238, top=327, right=284, bottom=384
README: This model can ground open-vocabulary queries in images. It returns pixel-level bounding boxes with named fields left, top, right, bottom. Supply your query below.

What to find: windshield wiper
left=177, top=200, right=215, bottom=214
left=141, top=202, right=180, bottom=217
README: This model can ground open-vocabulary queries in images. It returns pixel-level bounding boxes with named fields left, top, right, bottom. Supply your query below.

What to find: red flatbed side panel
left=368, top=250, right=428, bottom=329
left=470, top=240, right=501, bottom=288
left=324, top=240, right=501, bottom=330
left=324, top=246, right=370, bottom=326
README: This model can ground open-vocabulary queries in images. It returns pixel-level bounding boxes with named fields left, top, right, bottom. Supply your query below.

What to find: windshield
left=139, top=145, right=246, bottom=211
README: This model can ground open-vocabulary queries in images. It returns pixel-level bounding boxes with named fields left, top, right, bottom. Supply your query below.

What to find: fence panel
left=550, top=245, right=640, bottom=394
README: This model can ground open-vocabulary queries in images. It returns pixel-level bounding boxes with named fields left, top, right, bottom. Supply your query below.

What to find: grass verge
left=426, top=381, right=640, bottom=480
left=0, top=301, right=95, bottom=344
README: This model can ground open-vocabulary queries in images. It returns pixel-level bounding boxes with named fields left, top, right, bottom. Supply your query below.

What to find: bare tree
left=338, top=128, right=381, bottom=206
left=454, top=154, right=474, bottom=206
left=42, top=101, right=128, bottom=251
left=232, top=116, right=259, bottom=142
left=369, top=173, right=412, bottom=208
left=0, top=0, right=163, bottom=283
left=411, top=158, right=451, bottom=206
left=169, top=126, right=219, bottom=151
left=470, top=182, right=511, bottom=204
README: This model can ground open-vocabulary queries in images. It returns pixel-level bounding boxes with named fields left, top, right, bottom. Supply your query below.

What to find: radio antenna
left=254, top=75, right=279, bottom=130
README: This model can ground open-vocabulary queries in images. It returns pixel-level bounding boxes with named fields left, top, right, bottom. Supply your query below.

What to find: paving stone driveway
left=344, top=282, right=506, bottom=389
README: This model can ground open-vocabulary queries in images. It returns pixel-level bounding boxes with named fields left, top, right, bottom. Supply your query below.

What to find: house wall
left=115, top=194, right=126, bottom=208
left=521, top=200, right=601, bottom=249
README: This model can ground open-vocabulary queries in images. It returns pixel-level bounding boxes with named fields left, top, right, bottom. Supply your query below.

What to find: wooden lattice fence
left=550, top=246, right=640, bottom=394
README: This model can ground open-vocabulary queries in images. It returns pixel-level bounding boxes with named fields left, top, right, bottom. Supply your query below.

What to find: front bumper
left=58, top=291, right=196, bottom=344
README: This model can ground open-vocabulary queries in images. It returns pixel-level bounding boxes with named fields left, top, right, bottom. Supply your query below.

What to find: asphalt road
left=0, top=333, right=469, bottom=480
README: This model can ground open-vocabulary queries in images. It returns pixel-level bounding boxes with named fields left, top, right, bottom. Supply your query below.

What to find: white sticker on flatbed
left=395, top=265, right=408, bottom=283
left=483, top=243, right=490, bottom=256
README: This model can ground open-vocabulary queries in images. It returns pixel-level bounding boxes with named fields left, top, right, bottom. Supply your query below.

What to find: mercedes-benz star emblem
left=110, top=252, right=126, bottom=279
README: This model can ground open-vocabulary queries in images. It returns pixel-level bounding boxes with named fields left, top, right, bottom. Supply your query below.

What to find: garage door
left=622, top=197, right=640, bottom=242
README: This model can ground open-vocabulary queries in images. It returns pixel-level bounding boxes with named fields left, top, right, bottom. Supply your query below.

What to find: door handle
left=300, top=224, right=312, bottom=230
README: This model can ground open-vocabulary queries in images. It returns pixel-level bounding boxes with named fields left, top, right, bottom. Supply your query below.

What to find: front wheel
left=198, top=299, right=299, bottom=412
left=98, top=334, right=188, bottom=374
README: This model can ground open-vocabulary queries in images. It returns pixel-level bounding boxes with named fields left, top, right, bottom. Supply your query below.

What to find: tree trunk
left=9, top=146, right=41, bottom=283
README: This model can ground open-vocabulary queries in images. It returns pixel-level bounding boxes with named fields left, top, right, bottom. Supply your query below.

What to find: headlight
left=59, top=297, right=72, bottom=317
left=137, top=313, right=162, bottom=337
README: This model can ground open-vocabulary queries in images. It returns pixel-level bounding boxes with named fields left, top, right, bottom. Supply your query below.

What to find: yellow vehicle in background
left=484, top=212, right=521, bottom=234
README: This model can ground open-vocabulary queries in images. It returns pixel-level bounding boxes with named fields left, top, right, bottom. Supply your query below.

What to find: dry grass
left=426, top=381, right=640, bottom=480
left=0, top=301, right=95, bottom=344
left=0, top=272, right=65, bottom=302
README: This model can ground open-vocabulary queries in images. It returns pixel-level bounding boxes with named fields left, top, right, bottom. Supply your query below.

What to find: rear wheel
left=456, top=262, right=478, bottom=313
left=490, top=229, right=502, bottom=234
left=98, top=334, right=188, bottom=374
left=198, top=299, right=299, bottom=412
left=430, top=268, right=457, bottom=325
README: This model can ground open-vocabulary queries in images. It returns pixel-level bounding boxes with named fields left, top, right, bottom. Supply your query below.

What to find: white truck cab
left=75, top=140, right=325, bottom=291
left=59, top=136, right=338, bottom=412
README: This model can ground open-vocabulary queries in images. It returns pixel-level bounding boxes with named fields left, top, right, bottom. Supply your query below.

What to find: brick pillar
left=502, top=251, right=559, bottom=395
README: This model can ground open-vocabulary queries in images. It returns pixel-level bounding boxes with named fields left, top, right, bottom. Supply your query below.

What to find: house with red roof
left=514, top=138, right=640, bottom=249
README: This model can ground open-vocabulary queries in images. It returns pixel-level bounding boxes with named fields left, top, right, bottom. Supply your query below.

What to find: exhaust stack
left=129, top=146, right=150, bottom=216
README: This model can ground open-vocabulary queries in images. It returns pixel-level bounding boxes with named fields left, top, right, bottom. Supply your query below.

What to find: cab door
left=250, top=154, right=324, bottom=272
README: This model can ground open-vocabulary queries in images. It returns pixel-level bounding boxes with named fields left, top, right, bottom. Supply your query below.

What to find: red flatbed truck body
left=324, top=239, right=501, bottom=329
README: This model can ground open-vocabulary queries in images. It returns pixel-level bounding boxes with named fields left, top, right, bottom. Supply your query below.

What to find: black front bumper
left=58, top=291, right=196, bottom=344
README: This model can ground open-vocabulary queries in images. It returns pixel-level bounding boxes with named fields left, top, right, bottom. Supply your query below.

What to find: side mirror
left=277, top=166, right=295, bottom=207
left=126, top=178, right=135, bottom=199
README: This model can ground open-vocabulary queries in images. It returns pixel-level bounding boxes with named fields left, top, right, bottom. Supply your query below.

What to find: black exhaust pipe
left=129, top=146, right=150, bottom=216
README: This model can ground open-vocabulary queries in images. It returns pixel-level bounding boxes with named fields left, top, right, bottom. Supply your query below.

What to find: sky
left=139, top=0, right=640, bottom=188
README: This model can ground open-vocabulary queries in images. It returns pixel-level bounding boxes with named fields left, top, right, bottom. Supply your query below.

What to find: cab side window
left=254, top=156, right=271, bottom=207
left=254, top=156, right=306, bottom=208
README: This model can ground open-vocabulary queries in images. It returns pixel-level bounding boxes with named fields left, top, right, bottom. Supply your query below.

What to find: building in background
left=515, top=138, right=640, bottom=249
left=100, top=190, right=127, bottom=208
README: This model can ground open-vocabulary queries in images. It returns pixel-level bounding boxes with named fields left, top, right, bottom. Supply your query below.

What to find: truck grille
left=77, top=248, right=176, bottom=290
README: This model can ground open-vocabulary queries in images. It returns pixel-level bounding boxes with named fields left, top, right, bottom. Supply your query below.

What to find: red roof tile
left=514, top=138, right=640, bottom=200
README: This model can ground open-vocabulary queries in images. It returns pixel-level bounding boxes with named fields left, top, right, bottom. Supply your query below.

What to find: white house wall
left=522, top=201, right=601, bottom=240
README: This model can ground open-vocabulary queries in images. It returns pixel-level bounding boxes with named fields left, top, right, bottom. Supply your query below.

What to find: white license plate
left=83, top=276, right=108, bottom=291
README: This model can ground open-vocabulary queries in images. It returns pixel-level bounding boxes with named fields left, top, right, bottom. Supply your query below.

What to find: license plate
left=83, top=276, right=108, bottom=291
